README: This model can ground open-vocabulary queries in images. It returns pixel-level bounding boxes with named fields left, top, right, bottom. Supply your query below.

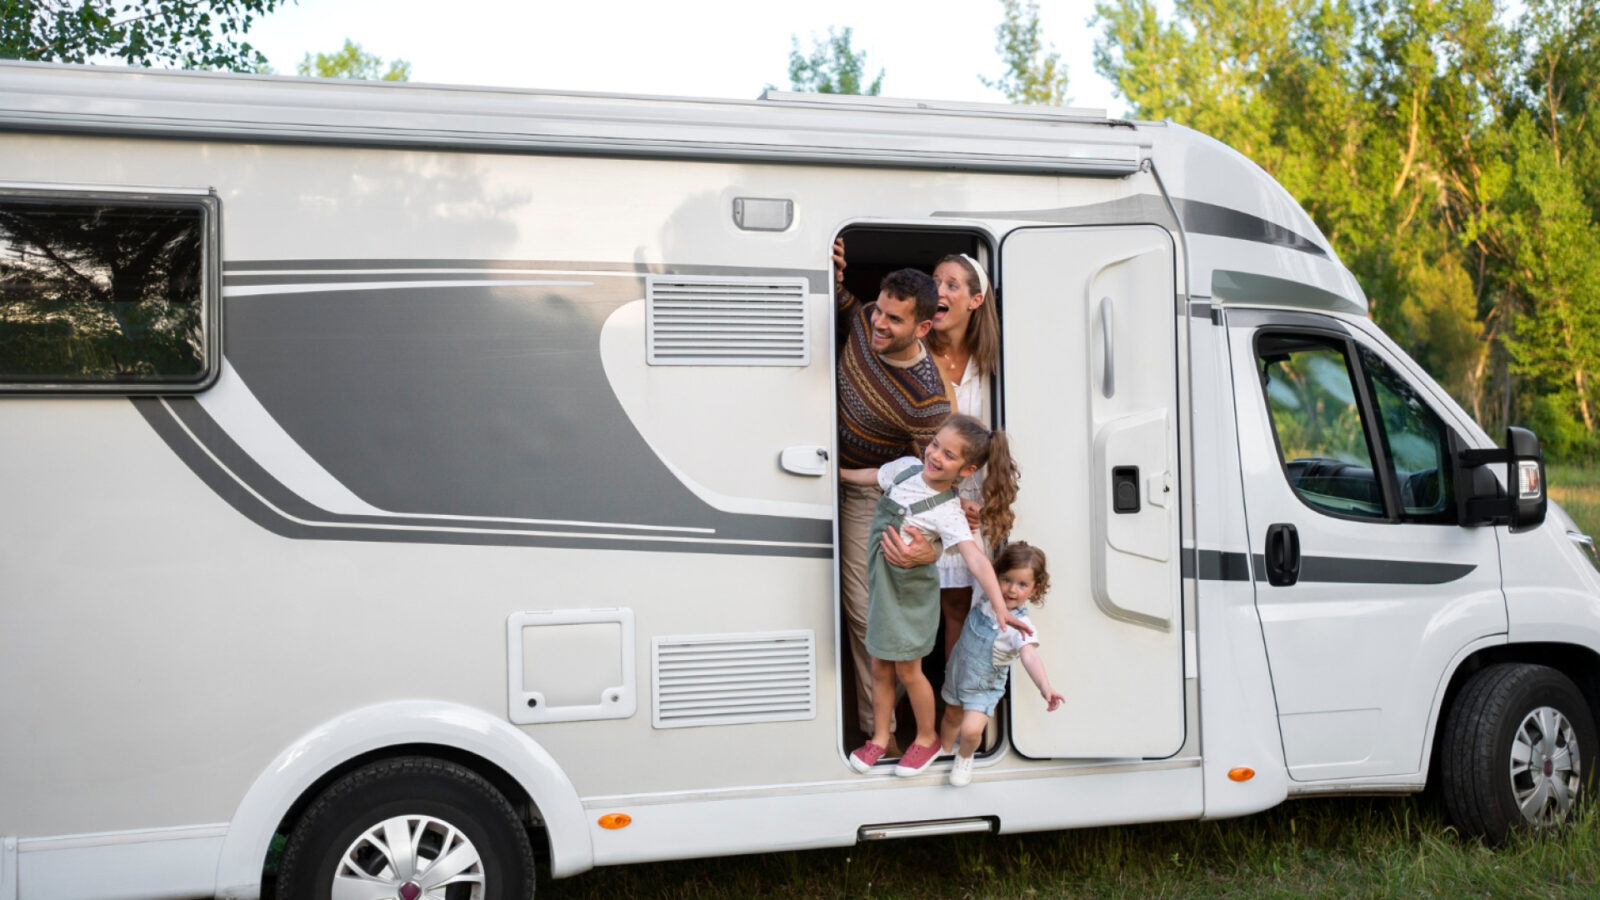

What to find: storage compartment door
left=1002, top=225, right=1185, bottom=758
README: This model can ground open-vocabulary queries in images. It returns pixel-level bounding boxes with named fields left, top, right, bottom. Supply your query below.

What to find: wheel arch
left=213, top=700, right=592, bottom=899
left=1424, top=641, right=1600, bottom=787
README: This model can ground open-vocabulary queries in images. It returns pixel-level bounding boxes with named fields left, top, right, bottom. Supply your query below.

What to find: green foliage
left=0, top=0, right=289, bottom=71
left=1091, top=0, right=1600, bottom=463
left=782, top=27, right=882, bottom=95
left=296, top=38, right=410, bottom=82
left=981, top=0, right=1070, bottom=105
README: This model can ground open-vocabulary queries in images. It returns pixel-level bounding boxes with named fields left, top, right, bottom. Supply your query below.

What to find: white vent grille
left=652, top=630, right=816, bottom=728
left=646, top=275, right=810, bottom=366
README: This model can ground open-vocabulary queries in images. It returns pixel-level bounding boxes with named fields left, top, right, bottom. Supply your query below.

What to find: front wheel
left=1439, top=663, right=1596, bottom=843
left=276, top=756, right=536, bottom=900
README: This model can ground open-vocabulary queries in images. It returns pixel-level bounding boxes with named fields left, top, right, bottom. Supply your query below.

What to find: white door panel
left=1003, top=225, right=1184, bottom=759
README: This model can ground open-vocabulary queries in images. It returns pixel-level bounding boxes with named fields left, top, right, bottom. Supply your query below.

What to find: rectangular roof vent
left=646, top=275, right=809, bottom=366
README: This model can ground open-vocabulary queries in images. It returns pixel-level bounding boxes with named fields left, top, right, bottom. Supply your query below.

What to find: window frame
left=1249, top=318, right=1464, bottom=527
left=0, top=183, right=222, bottom=394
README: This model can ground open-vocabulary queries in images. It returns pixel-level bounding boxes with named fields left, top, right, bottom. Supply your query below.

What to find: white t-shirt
left=877, top=457, right=974, bottom=551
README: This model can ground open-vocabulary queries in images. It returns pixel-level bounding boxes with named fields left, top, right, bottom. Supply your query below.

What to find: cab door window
left=1257, top=333, right=1386, bottom=519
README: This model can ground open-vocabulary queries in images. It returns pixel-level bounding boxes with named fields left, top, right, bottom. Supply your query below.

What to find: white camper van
left=1, top=61, right=1597, bottom=900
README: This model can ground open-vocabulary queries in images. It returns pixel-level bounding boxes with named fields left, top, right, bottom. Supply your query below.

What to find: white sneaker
left=949, top=753, right=974, bottom=787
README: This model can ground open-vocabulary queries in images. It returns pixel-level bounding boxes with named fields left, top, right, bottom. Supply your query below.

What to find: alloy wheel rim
left=1509, top=705, right=1582, bottom=827
left=331, top=814, right=485, bottom=900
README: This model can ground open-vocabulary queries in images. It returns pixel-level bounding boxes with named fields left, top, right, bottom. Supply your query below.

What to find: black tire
left=1439, top=663, right=1596, bottom=843
left=276, top=756, right=536, bottom=900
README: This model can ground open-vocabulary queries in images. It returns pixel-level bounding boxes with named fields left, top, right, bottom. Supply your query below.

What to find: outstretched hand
left=1042, top=689, right=1066, bottom=712
left=881, top=525, right=940, bottom=568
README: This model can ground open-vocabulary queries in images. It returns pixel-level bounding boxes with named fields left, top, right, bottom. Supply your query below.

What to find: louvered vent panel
left=646, top=276, right=810, bottom=366
left=652, top=631, right=816, bottom=728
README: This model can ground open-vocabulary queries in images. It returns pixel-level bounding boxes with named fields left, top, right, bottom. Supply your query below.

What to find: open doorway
left=831, top=224, right=1006, bottom=763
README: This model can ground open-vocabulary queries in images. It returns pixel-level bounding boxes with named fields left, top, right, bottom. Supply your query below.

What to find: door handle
left=779, top=445, right=829, bottom=476
left=1264, top=522, right=1300, bottom=586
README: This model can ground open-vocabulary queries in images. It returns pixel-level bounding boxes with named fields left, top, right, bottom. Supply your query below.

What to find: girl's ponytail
left=939, top=414, right=1021, bottom=551
left=979, top=428, right=1019, bottom=550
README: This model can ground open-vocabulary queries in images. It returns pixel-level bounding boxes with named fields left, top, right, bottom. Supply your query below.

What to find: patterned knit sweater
left=836, top=289, right=950, bottom=468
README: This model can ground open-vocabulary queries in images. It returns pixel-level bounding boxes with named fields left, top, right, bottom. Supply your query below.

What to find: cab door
left=1001, top=225, right=1186, bottom=758
left=1227, top=310, right=1505, bottom=781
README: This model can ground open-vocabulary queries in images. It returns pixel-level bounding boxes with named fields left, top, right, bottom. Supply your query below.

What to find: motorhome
left=2, top=61, right=1597, bottom=900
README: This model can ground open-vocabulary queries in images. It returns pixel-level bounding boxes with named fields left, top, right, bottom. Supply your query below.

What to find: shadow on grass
left=541, top=795, right=1600, bottom=899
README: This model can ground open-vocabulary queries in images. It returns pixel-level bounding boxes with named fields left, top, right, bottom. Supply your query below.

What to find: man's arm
left=840, top=467, right=879, bottom=487
left=833, top=238, right=860, bottom=315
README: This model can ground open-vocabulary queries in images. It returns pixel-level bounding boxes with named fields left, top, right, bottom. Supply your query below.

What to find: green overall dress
left=864, top=463, right=958, bottom=662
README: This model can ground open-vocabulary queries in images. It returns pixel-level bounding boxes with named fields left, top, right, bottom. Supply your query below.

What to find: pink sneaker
left=894, top=741, right=940, bottom=777
left=849, top=742, right=887, bottom=774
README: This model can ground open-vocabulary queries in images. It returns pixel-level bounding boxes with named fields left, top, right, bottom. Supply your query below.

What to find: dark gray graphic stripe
left=136, top=398, right=831, bottom=557
left=135, top=270, right=836, bottom=556
left=1183, top=549, right=1252, bottom=581
left=1250, top=554, right=1475, bottom=585
left=935, top=193, right=1328, bottom=259
left=1170, top=199, right=1328, bottom=259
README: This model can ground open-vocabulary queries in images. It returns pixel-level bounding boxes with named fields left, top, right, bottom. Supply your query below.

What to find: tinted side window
left=0, top=196, right=212, bottom=388
left=1359, top=346, right=1456, bottom=523
left=1258, top=333, right=1386, bottom=519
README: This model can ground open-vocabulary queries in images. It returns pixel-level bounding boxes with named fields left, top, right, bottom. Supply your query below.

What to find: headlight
left=1569, top=531, right=1600, bottom=573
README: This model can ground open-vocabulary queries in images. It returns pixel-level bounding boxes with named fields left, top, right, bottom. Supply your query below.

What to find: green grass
left=544, top=797, right=1600, bottom=898
left=1550, top=464, right=1600, bottom=538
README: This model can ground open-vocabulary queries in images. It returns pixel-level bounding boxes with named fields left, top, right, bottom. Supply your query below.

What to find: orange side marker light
left=1228, top=767, right=1255, bottom=782
left=598, top=813, right=632, bottom=829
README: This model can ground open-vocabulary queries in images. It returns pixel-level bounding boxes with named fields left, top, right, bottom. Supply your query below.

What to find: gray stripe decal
left=933, top=193, right=1328, bottom=259
left=1171, top=199, right=1328, bottom=259
left=1250, top=554, right=1476, bottom=585
left=134, top=398, right=832, bottom=557
left=220, top=279, right=829, bottom=544
left=223, top=259, right=830, bottom=294
left=1183, top=549, right=1252, bottom=581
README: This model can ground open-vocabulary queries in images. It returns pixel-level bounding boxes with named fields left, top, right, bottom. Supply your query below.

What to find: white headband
left=958, top=253, right=990, bottom=300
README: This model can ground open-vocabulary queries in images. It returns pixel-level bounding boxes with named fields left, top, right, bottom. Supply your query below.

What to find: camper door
left=1000, top=225, right=1185, bottom=758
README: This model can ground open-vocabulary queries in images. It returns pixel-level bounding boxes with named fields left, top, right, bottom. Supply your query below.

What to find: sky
left=241, top=0, right=1130, bottom=115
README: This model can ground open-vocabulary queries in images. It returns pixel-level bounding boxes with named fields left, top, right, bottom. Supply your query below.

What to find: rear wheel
left=277, top=756, right=536, bottom=900
left=1440, top=663, right=1595, bottom=843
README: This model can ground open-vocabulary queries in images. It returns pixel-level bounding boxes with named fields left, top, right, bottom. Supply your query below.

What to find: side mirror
left=1454, top=426, right=1547, bottom=532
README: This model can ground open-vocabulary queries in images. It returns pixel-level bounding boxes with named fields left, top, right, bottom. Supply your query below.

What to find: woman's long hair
left=940, top=413, right=1019, bottom=550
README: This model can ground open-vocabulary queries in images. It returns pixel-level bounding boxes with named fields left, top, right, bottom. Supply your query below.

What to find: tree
left=297, top=38, right=410, bottom=81
left=982, top=0, right=1070, bottom=105
left=1091, top=0, right=1600, bottom=458
left=0, top=0, right=288, bottom=71
left=782, top=27, right=882, bottom=95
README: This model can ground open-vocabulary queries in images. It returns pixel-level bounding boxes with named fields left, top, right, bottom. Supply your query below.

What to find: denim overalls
left=942, top=602, right=1033, bottom=716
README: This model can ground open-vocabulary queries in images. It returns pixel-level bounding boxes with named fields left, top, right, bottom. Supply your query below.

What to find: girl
left=940, top=541, right=1065, bottom=787
left=839, top=414, right=1027, bottom=777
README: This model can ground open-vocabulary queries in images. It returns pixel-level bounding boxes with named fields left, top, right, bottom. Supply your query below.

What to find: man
left=835, top=239, right=950, bottom=740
